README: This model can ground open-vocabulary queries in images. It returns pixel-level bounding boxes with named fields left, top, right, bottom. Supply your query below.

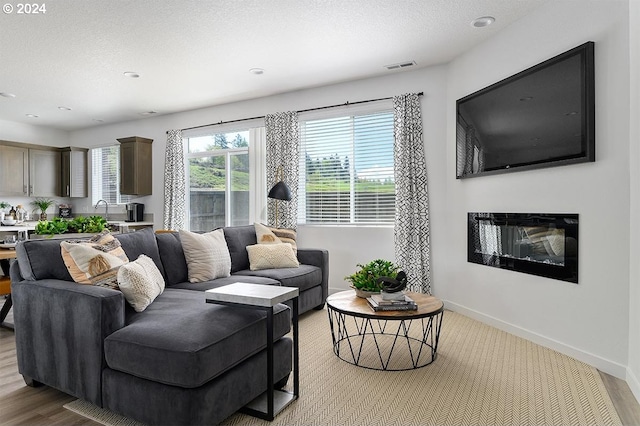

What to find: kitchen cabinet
left=60, top=147, right=88, bottom=198
left=29, top=148, right=60, bottom=197
left=0, top=144, right=29, bottom=196
left=118, top=136, right=153, bottom=196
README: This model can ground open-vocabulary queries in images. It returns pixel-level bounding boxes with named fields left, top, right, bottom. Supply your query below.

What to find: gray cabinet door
left=0, top=145, right=29, bottom=196
left=29, top=148, right=60, bottom=197
left=60, top=148, right=88, bottom=198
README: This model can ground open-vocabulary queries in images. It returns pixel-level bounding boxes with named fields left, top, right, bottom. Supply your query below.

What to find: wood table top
left=327, top=290, right=443, bottom=319
left=0, top=249, right=17, bottom=260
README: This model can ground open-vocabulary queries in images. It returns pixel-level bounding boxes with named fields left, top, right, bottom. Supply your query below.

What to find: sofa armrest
left=11, top=272, right=125, bottom=406
left=296, top=248, right=329, bottom=305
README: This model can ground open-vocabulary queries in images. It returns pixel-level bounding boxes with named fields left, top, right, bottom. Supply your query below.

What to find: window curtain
left=163, top=129, right=186, bottom=230
left=393, top=93, right=431, bottom=294
left=265, top=112, right=299, bottom=229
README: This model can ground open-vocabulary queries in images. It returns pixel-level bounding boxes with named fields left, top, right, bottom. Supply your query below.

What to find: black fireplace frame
left=468, top=213, right=579, bottom=283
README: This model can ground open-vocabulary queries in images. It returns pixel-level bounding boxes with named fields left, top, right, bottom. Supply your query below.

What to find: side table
left=205, top=283, right=299, bottom=421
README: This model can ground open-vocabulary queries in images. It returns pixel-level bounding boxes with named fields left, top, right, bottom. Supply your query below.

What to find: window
left=298, top=110, right=395, bottom=225
left=91, top=146, right=131, bottom=205
left=186, top=131, right=251, bottom=231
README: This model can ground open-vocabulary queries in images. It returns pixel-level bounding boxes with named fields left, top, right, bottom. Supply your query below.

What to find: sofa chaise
left=10, top=225, right=328, bottom=425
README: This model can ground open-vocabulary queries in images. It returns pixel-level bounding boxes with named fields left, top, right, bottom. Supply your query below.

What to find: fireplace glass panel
left=468, top=213, right=578, bottom=283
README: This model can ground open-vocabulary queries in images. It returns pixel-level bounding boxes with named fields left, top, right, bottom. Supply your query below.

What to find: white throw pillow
left=117, top=255, right=165, bottom=312
left=179, top=229, right=231, bottom=282
left=246, top=243, right=299, bottom=270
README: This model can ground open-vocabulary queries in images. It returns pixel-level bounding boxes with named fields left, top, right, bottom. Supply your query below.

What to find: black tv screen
left=456, top=42, right=595, bottom=178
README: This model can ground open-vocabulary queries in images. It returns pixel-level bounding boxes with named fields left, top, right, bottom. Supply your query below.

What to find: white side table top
left=205, top=283, right=299, bottom=307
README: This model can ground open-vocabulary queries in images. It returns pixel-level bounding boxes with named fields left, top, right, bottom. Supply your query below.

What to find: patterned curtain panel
left=163, top=129, right=186, bottom=230
left=393, top=93, right=431, bottom=293
left=265, top=111, right=299, bottom=229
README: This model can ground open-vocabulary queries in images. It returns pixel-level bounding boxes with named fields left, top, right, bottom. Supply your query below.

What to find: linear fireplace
left=468, top=213, right=579, bottom=283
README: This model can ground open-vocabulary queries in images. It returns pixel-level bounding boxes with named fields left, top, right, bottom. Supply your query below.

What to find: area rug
left=65, top=308, right=622, bottom=426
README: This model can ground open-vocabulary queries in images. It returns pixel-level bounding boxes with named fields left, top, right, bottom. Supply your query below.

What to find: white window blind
left=91, top=146, right=131, bottom=205
left=298, top=110, right=395, bottom=225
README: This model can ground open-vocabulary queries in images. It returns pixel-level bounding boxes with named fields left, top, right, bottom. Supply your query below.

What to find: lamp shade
left=268, top=181, right=292, bottom=201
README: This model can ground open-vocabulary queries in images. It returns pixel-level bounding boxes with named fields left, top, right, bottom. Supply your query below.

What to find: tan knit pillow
left=60, top=230, right=129, bottom=289
left=117, top=255, right=165, bottom=312
left=179, top=229, right=231, bottom=282
left=246, top=243, right=299, bottom=270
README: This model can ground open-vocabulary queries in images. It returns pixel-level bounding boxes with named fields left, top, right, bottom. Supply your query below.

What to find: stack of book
left=367, top=293, right=417, bottom=311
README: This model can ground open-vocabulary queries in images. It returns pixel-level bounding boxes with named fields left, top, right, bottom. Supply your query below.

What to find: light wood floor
left=1, top=309, right=640, bottom=425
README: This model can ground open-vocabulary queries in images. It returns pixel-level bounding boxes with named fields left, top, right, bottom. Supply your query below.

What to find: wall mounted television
left=456, top=41, right=595, bottom=178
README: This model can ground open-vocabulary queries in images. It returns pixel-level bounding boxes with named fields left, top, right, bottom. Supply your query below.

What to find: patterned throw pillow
left=179, top=229, right=231, bottom=282
left=254, top=222, right=297, bottom=253
left=246, top=243, right=299, bottom=271
left=117, top=254, right=165, bottom=312
left=254, top=222, right=282, bottom=244
left=60, top=230, right=129, bottom=289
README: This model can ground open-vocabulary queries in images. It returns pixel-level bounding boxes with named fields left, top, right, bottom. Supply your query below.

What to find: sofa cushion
left=104, top=288, right=291, bottom=388
left=222, top=225, right=257, bottom=273
left=61, top=231, right=129, bottom=290
left=117, top=254, right=165, bottom=312
left=116, top=228, right=164, bottom=278
left=235, top=264, right=321, bottom=292
left=180, top=229, right=231, bottom=282
left=268, top=225, right=298, bottom=253
left=155, top=232, right=189, bottom=286
left=16, top=237, right=82, bottom=281
left=169, top=275, right=280, bottom=292
left=246, top=243, right=299, bottom=270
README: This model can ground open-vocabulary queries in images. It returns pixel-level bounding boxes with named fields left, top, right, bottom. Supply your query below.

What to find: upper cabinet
left=0, top=144, right=29, bottom=196
left=118, top=136, right=153, bottom=196
left=0, top=140, right=87, bottom=198
left=29, top=148, right=60, bottom=197
left=60, top=147, right=88, bottom=198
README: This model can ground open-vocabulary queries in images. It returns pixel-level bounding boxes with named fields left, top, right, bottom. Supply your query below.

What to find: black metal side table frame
left=205, top=285, right=299, bottom=421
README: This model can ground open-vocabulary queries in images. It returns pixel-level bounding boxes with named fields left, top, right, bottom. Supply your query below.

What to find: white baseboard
left=444, top=300, right=628, bottom=380
left=627, top=367, right=640, bottom=404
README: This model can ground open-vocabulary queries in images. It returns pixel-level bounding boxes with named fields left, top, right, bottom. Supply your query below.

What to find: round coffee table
left=326, top=290, right=444, bottom=370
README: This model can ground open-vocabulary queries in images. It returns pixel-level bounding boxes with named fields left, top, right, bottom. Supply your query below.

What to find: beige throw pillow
left=179, top=229, right=231, bottom=282
left=254, top=222, right=282, bottom=244
left=246, top=243, right=299, bottom=271
left=117, top=255, right=165, bottom=312
left=60, top=230, right=129, bottom=289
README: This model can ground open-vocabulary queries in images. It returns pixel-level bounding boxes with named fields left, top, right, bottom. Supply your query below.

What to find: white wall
left=442, top=0, right=631, bottom=377
left=0, top=119, right=69, bottom=147
left=69, top=65, right=448, bottom=293
left=627, top=0, right=640, bottom=401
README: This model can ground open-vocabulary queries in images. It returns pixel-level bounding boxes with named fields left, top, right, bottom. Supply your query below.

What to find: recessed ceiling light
left=123, top=71, right=141, bottom=78
left=471, top=16, right=495, bottom=28
left=26, top=114, right=39, bottom=118
left=92, top=118, right=105, bottom=123
left=0, top=92, right=16, bottom=98
left=249, top=68, right=264, bottom=75
left=58, top=106, right=72, bottom=111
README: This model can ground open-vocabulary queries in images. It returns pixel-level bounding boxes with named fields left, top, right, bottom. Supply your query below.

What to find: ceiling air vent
left=385, top=61, right=416, bottom=70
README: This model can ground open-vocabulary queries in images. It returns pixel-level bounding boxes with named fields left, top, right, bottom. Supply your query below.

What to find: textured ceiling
left=0, top=0, right=547, bottom=131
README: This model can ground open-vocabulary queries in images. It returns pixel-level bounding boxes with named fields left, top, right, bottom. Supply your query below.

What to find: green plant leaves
left=344, top=259, right=399, bottom=292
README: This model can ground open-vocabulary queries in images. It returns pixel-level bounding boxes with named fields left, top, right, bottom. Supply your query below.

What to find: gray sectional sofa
left=10, top=225, right=328, bottom=425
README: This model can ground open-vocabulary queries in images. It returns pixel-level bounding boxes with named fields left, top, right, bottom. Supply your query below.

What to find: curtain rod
left=168, top=92, right=424, bottom=134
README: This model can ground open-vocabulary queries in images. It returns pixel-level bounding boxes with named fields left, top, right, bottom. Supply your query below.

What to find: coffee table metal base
left=326, top=291, right=444, bottom=371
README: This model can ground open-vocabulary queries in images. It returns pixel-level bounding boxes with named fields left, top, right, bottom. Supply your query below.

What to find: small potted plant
left=31, top=198, right=55, bottom=221
left=0, top=201, right=9, bottom=221
left=345, top=259, right=399, bottom=298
